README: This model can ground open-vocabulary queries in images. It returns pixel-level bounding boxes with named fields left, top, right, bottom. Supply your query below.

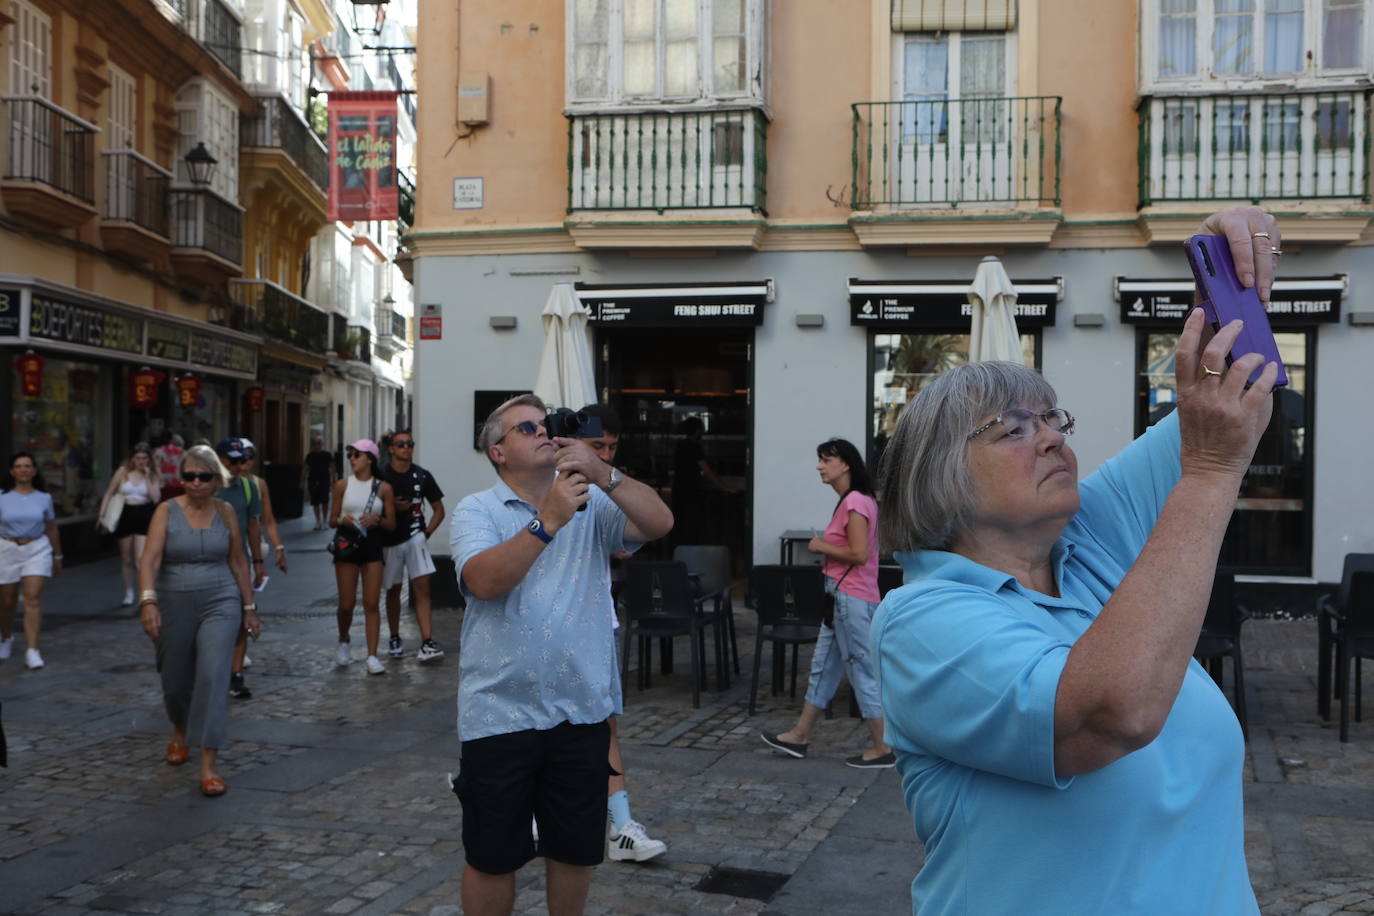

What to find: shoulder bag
left=326, top=479, right=380, bottom=561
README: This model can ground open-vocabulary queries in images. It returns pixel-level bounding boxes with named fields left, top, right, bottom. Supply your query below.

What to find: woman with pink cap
left=328, top=439, right=395, bottom=673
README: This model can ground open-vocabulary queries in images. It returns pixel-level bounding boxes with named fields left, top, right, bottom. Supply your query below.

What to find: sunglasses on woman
left=180, top=471, right=217, bottom=483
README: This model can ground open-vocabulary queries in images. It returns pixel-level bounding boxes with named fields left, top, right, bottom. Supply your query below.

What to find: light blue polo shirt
left=872, top=411, right=1257, bottom=915
left=451, top=478, right=634, bottom=742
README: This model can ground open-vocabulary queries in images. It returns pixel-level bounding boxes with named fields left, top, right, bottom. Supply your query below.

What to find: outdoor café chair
left=1192, top=569, right=1251, bottom=740
left=620, top=560, right=725, bottom=710
left=748, top=565, right=828, bottom=716
left=1317, top=553, right=1374, bottom=724
left=1330, top=570, right=1374, bottom=743
left=674, top=545, right=740, bottom=677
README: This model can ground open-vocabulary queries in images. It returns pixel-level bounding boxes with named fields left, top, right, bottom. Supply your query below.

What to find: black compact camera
left=544, top=408, right=603, bottom=439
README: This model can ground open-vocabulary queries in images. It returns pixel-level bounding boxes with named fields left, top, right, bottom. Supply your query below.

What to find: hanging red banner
left=327, top=91, right=399, bottom=222
left=14, top=351, right=44, bottom=397
left=245, top=386, right=266, bottom=412
left=129, top=367, right=165, bottom=408
left=176, top=373, right=202, bottom=408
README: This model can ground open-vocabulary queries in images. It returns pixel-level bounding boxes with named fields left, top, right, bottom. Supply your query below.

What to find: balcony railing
left=191, top=0, right=242, bottom=78
left=1139, top=90, right=1372, bottom=205
left=228, top=279, right=329, bottom=354
left=375, top=307, right=407, bottom=342
left=567, top=107, right=768, bottom=212
left=169, top=187, right=243, bottom=265
left=398, top=170, right=415, bottom=233
left=242, top=96, right=329, bottom=191
left=3, top=95, right=97, bottom=203
left=102, top=150, right=171, bottom=236
left=852, top=97, right=1062, bottom=208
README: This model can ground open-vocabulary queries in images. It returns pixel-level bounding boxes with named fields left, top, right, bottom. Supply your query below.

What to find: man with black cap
left=215, top=438, right=263, bottom=699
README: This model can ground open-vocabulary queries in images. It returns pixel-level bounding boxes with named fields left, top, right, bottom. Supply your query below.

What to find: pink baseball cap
left=348, top=439, right=379, bottom=460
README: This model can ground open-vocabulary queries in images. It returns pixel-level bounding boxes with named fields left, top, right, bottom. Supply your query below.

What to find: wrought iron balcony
left=373, top=306, right=408, bottom=356
left=242, top=95, right=328, bottom=192
left=228, top=279, right=330, bottom=355
left=567, top=107, right=768, bottom=212
left=2, top=95, right=98, bottom=226
left=1139, top=89, right=1372, bottom=205
left=103, top=150, right=171, bottom=236
left=851, top=97, right=1062, bottom=208
left=169, top=187, right=243, bottom=282
left=190, top=0, right=242, bottom=78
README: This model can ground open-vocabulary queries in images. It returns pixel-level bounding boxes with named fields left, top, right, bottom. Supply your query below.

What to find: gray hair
left=879, top=361, right=1058, bottom=553
left=180, top=444, right=231, bottom=490
left=478, top=393, right=547, bottom=469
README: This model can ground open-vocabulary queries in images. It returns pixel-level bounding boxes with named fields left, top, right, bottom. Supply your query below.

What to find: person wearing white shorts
left=0, top=452, right=62, bottom=670
left=379, top=431, right=446, bottom=663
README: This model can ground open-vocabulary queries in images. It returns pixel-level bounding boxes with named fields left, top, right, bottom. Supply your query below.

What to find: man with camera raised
left=450, top=393, right=673, bottom=916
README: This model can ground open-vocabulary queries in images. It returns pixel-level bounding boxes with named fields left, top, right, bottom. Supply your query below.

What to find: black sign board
left=578, top=282, right=769, bottom=328
left=190, top=334, right=257, bottom=375
left=147, top=322, right=190, bottom=362
left=29, top=293, right=143, bottom=353
left=848, top=279, right=1061, bottom=329
left=1118, top=277, right=1344, bottom=325
left=0, top=288, right=21, bottom=337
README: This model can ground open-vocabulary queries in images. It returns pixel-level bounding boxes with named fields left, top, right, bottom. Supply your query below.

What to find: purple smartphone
left=1184, top=234, right=1288, bottom=388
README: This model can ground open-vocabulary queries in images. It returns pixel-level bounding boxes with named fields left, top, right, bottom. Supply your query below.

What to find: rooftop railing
left=3, top=95, right=97, bottom=203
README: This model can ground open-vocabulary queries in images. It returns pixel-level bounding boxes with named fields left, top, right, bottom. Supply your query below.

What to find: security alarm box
left=458, top=71, right=491, bottom=125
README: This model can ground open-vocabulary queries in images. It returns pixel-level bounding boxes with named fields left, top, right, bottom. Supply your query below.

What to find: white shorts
left=382, top=531, right=436, bottom=589
left=0, top=537, right=53, bottom=583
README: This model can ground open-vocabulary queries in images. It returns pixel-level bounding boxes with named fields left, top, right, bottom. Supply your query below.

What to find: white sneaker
left=122, top=589, right=135, bottom=606
left=607, top=820, right=667, bottom=862
left=0, top=635, right=12, bottom=660
left=365, top=655, right=386, bottom=675
left=336, top=642, right=351, bottom=666
left=25, top=648, right=44, bottom=669
left=531, top=815, right=539, bottom=844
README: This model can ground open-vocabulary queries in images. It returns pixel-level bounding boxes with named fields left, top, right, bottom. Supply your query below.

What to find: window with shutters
left=8, top=0, right=52, bottom=98
left=108, top=65, right=138, bottom=150
left=566, top=0, right=766, bottom=108
left=174, top=78, right=239, bottom=200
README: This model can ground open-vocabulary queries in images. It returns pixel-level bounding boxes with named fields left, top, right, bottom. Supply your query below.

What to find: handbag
left=822, top=565, right=854, bottom=629
left=99, top=493, right=125, bottom=533
left=327, top=480, right=379, bottom=561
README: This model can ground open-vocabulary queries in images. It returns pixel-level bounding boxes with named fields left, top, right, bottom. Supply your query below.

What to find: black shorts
left=452, top=721, right=612, bottom=874
left=331, top=534, right=384, bottom=565
left=308, top=478, right=331, bottom=507
left=115, top=503, right=155, bottom=537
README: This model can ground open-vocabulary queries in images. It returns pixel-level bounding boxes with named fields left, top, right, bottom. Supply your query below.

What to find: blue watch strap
left=527, top=517, right=553, bottom=544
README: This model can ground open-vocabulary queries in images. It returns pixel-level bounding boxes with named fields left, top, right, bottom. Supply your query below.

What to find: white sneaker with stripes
left=607, top=819, right=666, bottom=862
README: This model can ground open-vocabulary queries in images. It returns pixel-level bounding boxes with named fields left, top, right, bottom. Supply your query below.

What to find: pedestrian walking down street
left=152, top=432, right=186, bottom=502
left=137, top=444, right=259, bottom=798
left=762, top=437, right=891, bottom=769
left=378, top=429, right=446, bottom=663
left=233, top=440, right=287, bottom=684
left=870, top=207, right=1279, bottom=915
left=330, top=440, right=394, bottom=674
left=450, top=394, right=673, bottom=916
left=96, top=444, right=161, bottom=607
left=0, top=453, right=61, bottom=670
left=578, top=403, right=667, bottom=863
left=213, top=439, right=263, bottom=700
left=302, top=435, right=337, bottom=531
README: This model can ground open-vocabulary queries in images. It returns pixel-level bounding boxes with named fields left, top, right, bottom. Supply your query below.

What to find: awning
left=1116, top=276, right=1346, bottom=324
left=849, top=277, right=1062, bottom=329
left=577, top=280, right=772, bottom=328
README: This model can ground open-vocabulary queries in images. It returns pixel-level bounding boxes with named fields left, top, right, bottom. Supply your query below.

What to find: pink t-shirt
left=820, top=490, right=880, bottom=603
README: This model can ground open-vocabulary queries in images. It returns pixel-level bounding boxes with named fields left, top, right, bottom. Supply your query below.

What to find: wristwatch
left=526, top=517, right=554, bottom=544
left=603, top=466, right=624, bottom=495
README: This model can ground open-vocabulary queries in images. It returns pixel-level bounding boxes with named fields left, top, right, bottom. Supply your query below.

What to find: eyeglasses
left=346, top=449, right=361, bottom=459
left=495, top=420, right=542, bottom=444
left=392, top=439, right=414, bottom=448
left=228, top=456, right=248, bottom=464
left=181, top=471, right=216, bottom=483
left=968, top=407, right=1075, bottom=441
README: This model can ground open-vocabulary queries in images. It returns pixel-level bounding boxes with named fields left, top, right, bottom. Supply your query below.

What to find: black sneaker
left=229, top=673, right=252, bottom=700
left=387, top=634, right=404, bottom=659
left=417, top=638, right=444, bottom=663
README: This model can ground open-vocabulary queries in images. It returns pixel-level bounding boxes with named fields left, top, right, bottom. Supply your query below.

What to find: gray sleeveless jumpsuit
left=155, top=500, right=241, bottom=749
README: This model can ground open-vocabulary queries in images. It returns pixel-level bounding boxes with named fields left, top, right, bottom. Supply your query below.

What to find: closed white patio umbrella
left=968, top=255, right=1025, bottom=365
left=533, top=282, right=597, bottom=410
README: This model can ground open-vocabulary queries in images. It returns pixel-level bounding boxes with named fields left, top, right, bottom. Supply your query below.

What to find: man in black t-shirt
left=379, top=429, right=446, bottom=663
left=301, top=436, right=336, bottom=531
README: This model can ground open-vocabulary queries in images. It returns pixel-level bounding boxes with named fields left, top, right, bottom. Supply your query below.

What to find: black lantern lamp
left=349, top=0, right=390, bottom=36
left=184, top=142, right=218, bottom=187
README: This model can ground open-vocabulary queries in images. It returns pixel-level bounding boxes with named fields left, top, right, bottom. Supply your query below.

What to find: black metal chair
left=1330, top=571, right=1374, bottom=743
left=1317, top=553, right=1374, bottom=724
left=673, top=545, right=739, bottom=679
left=1192, top=569, right=1250, bottom=740
left=620, top=560, right=723, bottom=709
left=748, top=565, right=828, bottom=716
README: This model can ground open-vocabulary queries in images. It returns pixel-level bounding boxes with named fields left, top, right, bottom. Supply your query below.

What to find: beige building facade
left=411, top=0, right=1374, bottom=587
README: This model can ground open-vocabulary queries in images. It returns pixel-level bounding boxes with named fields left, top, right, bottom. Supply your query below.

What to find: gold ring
left=1200, top=365, right=1222, bottom=378
left=1270, top=248, right=1283, bottom=256
left=1252, top=231, right=1271, bottom=239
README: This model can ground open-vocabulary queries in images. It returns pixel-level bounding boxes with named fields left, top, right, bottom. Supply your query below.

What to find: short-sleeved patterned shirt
left=451, top=478, right=633, bottom=742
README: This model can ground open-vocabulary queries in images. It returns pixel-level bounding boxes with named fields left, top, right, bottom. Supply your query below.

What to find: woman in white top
left=97, top=444, right=162, bottom=607
left=328, top=439, right=394, bottom=675
left=0, top=452, right=61, bottom=669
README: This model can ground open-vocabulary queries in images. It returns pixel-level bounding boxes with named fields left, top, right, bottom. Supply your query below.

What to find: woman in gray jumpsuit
left=137, top=445, right=258, bottom=796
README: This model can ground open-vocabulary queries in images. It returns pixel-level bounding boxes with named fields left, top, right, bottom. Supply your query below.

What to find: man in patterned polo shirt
left=450, top=393, right=672, bottom=916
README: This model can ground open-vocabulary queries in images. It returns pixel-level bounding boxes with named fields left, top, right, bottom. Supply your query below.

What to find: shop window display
left=11, top=357, right=111, bottom=519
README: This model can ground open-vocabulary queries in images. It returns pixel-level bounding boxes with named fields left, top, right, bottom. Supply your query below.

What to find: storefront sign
left=1116, top=277, right=1345, bottom=324
left=29, top=294, right=142, bottom=354
left=0, top=288, right=21, bottom=337
left=147, top=322, right=190, bottom=362
left=847, top=279, right=1062, bottom=329
left=419, top=316, right=442, bottom=339
left=176, top=373, right=202, bottom=408
left=245, top=386, right=265, bottom=412
left=328, top=90, right=399, bottom=222
left=190, top=335, right=258, bottom=375
left=579, top=283, right=770, bottom=328
left=129, top=366, right=165, bottom=408
left=14, top=351, right=44, bottom=396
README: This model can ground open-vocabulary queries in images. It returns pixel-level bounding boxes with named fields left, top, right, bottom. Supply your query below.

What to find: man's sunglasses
left=392, top=439, right=414, bottom=448
left=495, top=420, right=542, bottom=445
left=181, top=471, right=217, bottom=483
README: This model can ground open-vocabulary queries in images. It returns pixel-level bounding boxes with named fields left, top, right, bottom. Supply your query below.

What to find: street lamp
left=349, top=0, right=389, bottom=36
left=184, top=142, right=218, bottom=187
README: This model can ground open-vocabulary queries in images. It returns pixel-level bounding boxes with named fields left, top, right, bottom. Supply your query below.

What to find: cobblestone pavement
left=1, top=517, right=1372, bottom=914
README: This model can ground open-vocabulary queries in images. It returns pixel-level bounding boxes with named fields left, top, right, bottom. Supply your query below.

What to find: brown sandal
left=200, top=776, right=227, bottom=797
left=165, top=742, right=190, bottom=766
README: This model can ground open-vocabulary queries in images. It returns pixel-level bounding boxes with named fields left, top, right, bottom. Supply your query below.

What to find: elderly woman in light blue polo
left=871, top=207, right=1281, bottom=915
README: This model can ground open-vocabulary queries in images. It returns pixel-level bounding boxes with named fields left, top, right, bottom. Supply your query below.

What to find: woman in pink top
left=762, top=438, right=893, bottom=768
